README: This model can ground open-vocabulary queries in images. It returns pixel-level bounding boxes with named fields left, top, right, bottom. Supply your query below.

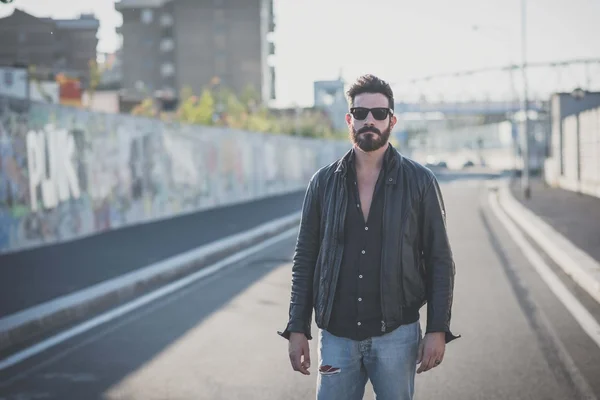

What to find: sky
left=1, top=0, right=599, bottom=107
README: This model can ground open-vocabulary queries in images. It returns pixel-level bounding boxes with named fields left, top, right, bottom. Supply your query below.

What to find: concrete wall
left=546, top=92, right=600, bottom=198
left=0, top=96, right=347, bottom=254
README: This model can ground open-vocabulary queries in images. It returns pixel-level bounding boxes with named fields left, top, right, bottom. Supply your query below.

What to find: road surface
left=1, top=176, right=599, bottom=399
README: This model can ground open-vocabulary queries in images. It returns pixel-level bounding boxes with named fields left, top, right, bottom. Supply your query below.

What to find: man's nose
left=364, top=111, right=376, bottom=124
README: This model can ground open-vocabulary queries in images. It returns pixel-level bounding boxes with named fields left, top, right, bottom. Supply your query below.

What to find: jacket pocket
left=402, top=243, right=425, bottom=305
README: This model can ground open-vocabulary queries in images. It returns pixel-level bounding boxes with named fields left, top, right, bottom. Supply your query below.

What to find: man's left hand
left=416, top=332, right=445, bottom=374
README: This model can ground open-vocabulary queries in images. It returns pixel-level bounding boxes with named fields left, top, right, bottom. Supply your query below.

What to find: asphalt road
left=1, top=177, right=599, bottom=399
left=0, top=191, right=306, bottom=317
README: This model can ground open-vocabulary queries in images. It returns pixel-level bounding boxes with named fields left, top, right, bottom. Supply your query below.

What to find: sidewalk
left=509, top=179, right=600, bottom=263
left=498, top=178, right=600, bottom=306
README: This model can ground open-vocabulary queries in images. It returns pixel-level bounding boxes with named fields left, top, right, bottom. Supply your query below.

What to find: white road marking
left=498, top=185, right=600, bottom=304
left=488, top=190, right=600, bottom=349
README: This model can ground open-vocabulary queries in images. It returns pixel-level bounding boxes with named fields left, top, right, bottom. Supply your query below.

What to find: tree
left=131, top=97, right=157, bottom=117
left=87, top=59, right=102, bottom=109
left=221, top=88, right=247, bottom=128
left=176, top=86, right=198, bottom=123
left=140, top=82, right=346, bottom=141
left=196, top=89, right=216, bottom=125
left=240, top=84, right=260, bottom=112
left=175, top=87, right=215, bottom=125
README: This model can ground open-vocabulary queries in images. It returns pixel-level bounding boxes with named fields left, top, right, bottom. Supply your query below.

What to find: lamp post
left=521, top=0, right=531, bottom=199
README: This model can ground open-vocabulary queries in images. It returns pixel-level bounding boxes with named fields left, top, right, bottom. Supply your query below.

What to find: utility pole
left=521, top=0, right=531, bottom=199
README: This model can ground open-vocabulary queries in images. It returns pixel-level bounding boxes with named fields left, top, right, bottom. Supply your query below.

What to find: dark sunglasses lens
left=371, top=108, right=389, bottom=120
left=352, top=108, right=369, bottom=119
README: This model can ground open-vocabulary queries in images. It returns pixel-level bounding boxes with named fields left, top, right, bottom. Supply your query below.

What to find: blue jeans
left=316, top=321, right=422, bottom=400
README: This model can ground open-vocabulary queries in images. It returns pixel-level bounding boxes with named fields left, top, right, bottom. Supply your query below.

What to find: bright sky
left=1, top=0, right=599, bottom=107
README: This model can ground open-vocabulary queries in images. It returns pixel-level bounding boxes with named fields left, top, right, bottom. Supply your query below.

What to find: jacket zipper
left=323, top=173, right=347, bottom=326
left=398, top=200, right=411, bottom=307
left=380, top=180, right=389, bottom=331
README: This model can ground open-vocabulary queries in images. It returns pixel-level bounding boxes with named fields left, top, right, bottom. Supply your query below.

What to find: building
left=0, top=9, right=99, bottom=84
left=545, top=90, right=600, bottom=198
left=115, top=0, right=276, bottom=104
left=313, top=78, right=348, bottom=132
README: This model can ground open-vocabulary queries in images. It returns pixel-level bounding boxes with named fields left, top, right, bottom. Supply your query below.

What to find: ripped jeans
left=316, top=321, right=422, bottom=400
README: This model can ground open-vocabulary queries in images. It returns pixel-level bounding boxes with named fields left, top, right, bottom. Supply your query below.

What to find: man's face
left=346, top=93, right=397, bottom=152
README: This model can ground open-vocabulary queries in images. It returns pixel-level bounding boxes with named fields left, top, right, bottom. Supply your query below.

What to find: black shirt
left=326, top=149, right=388, bottom=341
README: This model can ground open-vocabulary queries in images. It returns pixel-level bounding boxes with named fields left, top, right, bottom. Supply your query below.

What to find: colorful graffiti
left=0, top=96, right=348, bottom=253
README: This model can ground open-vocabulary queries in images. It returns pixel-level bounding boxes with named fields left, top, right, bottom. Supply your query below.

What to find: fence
left=0, top=97, right=348, bottom=253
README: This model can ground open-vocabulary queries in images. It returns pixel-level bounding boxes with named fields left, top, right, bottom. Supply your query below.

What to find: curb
left=496, top=183, right=600, bottom=304
left=0, top=212, right=301, bottom=357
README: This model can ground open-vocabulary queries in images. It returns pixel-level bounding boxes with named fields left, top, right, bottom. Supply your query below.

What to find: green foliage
left=176, top=87, right=215, bottom=125
left=131, top=82, right=346, bottom=140
left=87, top=59, right=102, bottom=108
left=131, top=97, right=157, bottom=117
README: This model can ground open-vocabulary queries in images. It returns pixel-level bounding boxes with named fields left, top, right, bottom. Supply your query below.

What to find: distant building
left=115, top=0, right=276, bottom=104
left=0, top=9, right=99, bottom=84
left=314, top=78, right=348, bottom=132
left=98, top=50, right=123, bottom=90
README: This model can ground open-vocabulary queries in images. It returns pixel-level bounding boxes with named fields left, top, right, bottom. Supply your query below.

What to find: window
left=160, top=13, right=173, bottom=27
left=160, top=38, right=174, bottom=52
left=161, top=63, right=175, bottom=77
left=141, top=9, right=154, bottom=24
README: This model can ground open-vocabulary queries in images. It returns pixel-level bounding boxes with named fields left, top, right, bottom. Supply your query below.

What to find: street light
left=521, top=0, right=531, bottom=199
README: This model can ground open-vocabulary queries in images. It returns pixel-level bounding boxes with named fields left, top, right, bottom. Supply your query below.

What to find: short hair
left=346, top=74, right=394, bottom=110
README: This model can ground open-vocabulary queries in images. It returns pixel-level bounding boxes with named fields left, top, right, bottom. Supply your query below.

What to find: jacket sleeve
left=421, top=175, right=460, bottom=343
left=278, top=174, right=321, bottom=340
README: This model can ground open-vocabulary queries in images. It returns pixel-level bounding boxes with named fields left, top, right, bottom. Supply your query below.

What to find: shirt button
left=357, top=204, right=360, bottom=208
left=361, top=250, right=366, bottom=255
left=359, top=274, right=363, bottom=278
left=365, top=226, right=369, bottom=231
left=358, top=298, right=362, bottom=302
left=357, top=322, right=362, bottom=326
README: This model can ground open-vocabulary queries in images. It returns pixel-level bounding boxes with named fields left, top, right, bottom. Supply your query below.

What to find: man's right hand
left=288, top=332, right=311, bottom=375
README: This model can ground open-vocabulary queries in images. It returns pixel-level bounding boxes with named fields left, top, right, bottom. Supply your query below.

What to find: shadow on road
left=0, top=238, right=296, bottom=399
left=0, top=191, right=304, bottom=318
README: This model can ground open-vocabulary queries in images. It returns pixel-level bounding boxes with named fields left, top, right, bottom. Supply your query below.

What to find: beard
left=349, top=122, right=392, bottom=152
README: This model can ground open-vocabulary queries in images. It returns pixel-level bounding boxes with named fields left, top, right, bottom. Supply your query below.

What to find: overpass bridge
left=393, top=100, right=548, bottom=116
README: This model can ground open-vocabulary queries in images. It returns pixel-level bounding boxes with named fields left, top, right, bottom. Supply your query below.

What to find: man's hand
left=288, top=332, right=311, bottom=375
left=417, top=332, right=445, bottom=374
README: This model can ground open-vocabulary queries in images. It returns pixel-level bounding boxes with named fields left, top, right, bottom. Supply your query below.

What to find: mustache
left=357, top=126, right=381, bottom=135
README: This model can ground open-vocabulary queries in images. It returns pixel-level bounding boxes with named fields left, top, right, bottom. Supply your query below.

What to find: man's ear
left=345, top=113, right=352, bottom=127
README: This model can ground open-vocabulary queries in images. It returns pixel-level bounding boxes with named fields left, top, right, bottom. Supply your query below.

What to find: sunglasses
left=350, top=107, right=393, bottom=121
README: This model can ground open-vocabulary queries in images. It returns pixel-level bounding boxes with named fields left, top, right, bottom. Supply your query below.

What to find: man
left=278, top=74, right=459, bottom=400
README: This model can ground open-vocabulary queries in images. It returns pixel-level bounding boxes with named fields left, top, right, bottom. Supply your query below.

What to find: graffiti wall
left=0, top=97, right=348, bottom=253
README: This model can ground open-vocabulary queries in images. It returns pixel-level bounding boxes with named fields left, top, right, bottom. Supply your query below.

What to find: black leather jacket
left=279, top=145, right=459, bottom=343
